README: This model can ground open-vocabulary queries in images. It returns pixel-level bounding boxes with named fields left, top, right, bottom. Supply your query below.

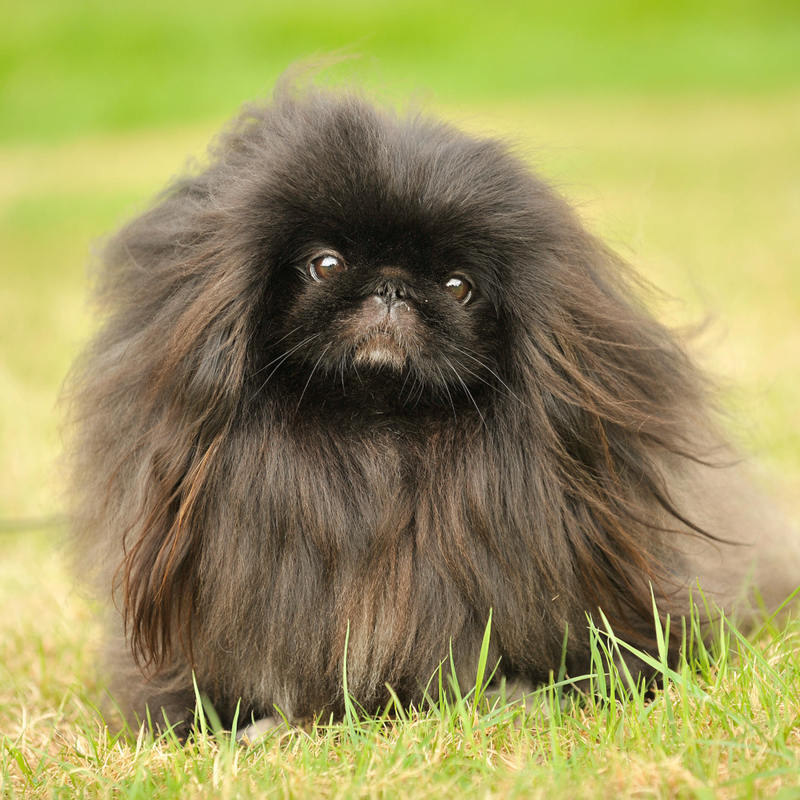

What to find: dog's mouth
left=352, top=330, right=409, bottom=371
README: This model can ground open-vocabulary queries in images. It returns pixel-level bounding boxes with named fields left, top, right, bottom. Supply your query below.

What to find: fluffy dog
left=66, top=80, right=800, bottom=738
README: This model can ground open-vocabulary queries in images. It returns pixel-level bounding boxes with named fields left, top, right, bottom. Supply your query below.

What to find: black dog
left=66, top=80, right=800, bottom=738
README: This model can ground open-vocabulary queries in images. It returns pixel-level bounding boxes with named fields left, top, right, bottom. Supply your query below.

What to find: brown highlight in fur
left=65, top=78, right=800, bottom=738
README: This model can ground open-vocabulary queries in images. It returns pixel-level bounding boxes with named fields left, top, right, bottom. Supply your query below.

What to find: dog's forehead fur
left=226, top=95, right=539, bottom=272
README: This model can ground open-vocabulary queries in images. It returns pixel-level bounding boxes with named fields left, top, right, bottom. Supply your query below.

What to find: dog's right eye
left=309, top=254, right=347, bottom=282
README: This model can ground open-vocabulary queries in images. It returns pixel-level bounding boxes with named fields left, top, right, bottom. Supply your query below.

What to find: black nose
left=376, top=279, right=407, bottom=306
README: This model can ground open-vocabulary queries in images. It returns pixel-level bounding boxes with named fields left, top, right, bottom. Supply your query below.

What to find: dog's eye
left=444, top=275, right=474, bottom=304
left=309, top=254, right=347, bottom=282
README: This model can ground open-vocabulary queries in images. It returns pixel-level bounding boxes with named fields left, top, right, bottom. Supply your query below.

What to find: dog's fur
left=66, top=81, right=800, bottom=738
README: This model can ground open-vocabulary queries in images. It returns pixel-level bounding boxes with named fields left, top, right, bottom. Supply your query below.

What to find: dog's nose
left=375, top=279, right=408, bottom=306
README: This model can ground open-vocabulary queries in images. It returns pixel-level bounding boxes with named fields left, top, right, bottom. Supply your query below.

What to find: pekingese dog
left=66, top=79, right=800, bottom=739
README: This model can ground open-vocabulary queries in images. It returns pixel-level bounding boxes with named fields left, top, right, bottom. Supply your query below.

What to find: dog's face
left=239, top=102, right=535, bottom=411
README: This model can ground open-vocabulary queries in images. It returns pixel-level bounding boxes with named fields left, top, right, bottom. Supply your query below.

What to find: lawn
left=3, top=0, right=800, bottom=143
left=1, top=90, right=799, bottom=798
left=1, top=1, right=800, bottom=795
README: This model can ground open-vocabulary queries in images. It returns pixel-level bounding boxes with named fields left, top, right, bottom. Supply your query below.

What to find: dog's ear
left=73, top=145, right=257, bottom=672
left=117, top=310, right=249, bottom=669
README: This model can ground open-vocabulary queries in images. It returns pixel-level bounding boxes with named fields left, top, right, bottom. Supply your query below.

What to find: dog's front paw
left=236, top=715, right=286, bottom=744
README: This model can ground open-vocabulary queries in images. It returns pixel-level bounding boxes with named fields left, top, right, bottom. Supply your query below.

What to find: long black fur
left=66, top=79, right=799, bottom=738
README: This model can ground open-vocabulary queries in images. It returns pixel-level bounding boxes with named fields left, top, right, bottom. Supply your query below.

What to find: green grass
left=2, top=0, right=800, bottom=143
left=3, top=527, right=800, bottom=798
left=1, top=89, right=799, bottom=796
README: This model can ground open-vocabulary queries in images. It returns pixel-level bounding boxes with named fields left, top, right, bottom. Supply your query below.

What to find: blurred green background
left=1, top=0, right=799, bottom=524
left=3, top=0, right=800, bottom=143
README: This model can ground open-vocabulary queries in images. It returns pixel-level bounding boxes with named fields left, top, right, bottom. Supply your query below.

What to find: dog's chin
left=352, top=332, right=408, bottom=371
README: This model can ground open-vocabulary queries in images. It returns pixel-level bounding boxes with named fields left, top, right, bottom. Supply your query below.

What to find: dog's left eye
left=309, top=254, right=347, bottom=282
left=444, top=275, right=474, bottom=304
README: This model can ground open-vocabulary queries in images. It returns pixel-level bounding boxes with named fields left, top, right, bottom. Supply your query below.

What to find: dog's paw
left=236, top=716, right=286, bottom=744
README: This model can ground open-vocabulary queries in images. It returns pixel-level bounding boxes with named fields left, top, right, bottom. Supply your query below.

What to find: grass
left=3, top=528, right=800, bottom=798
left=2, top=0, right=800, bottom=143
left=1, top=90, right=799, bottom=796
